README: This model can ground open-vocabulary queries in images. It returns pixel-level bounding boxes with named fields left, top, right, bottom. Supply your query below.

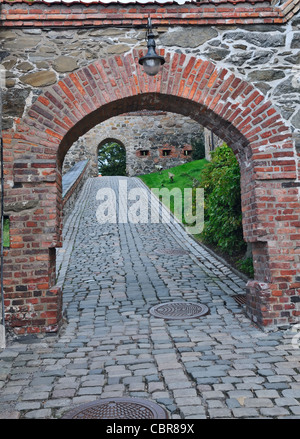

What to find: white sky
left=41, top=0, right=193, bottom=4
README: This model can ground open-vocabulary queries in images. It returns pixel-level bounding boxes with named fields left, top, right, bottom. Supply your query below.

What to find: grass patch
left=139, top=159, right=208, bottom=222
left=139, top=159, right=208, bottom=190
left=139, top=158, right=254, bottom=278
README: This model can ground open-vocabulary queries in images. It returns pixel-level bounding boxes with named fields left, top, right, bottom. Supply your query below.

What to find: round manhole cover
left=62, top=398, right=168, bottom=419
left=154, top=248, right=189, bottom=256
left=149, top=301, right=209, bottom=320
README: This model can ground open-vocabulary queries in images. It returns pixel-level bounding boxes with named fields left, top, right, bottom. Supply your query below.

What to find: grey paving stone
left=174, top=396, right=203, bottom=406
left=202, top=390, right=225, bottom=399
left=208, top=408, right=232, bottom=418
left=71, top=396, right=98, bottom=405
left=232, top=408, right=259, bottom=418
left=52, top=389, right=76, bottom=398
left=22, top=391, right=50, bottom=401
left=180, top=406, right=206, bottom=417
left=44, top=398, right=72, bottom=408
left=1, top=177, right=299, bottom=420
left=290, top=406, right=300, bottom=415
left=227, top=390, right=253, bottom=399
left=257, top=369, right=274, bottom=377
left=264, top=382, right=290, bottom=390
left=282, top=389, right=300, bottom=398
left=24, top=409, right=52, bottom=419
left=244, top=398, right=274, bottom=408
left=208, top=400, right=226, bottom=409
left=165, top=381, right=193, bottom=390
left=260, top=407, right=290, bottom=417
left=255, top=390, right=280, bottom=398
left=275, top=397, right=300, bottom=407
left=15, top=402, right=41, bottom=411
left=173, top=388, right=197, bottom=398
left=0, top=411, right=21, bottom=419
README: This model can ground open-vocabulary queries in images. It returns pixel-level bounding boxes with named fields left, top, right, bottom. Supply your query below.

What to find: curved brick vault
left=3, top=50, right=300, bottom=333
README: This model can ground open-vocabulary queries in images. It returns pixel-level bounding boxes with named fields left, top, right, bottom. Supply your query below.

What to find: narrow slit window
left=139, top=150, right=149, bottom=157
left=162, top=150, right=171, bottom=157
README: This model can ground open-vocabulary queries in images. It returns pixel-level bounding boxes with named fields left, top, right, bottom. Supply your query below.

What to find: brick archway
left=3, top=51, right=300, bottom=333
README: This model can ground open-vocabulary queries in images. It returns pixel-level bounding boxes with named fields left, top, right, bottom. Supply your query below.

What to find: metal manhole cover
left=149, top=301, right=209, bottom=320
left=62, top=398, right=168, bottom=419
left=154, top=248, right=189, bottom=256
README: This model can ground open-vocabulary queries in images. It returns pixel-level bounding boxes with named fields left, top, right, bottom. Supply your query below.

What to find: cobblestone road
left=0, top=176, right=300, bottom=419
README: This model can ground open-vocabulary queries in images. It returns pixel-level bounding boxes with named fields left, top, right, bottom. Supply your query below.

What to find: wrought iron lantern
left=138, top=17, right=165, bottom=77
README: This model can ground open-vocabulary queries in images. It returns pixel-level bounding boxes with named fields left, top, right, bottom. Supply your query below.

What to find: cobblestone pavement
left=1, top=176, right=300, bottom=419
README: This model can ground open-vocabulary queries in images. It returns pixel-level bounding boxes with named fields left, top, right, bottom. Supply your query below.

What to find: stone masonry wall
left=62, top=111, right=204, bottom=177
left=1, top=1, right=300, bottom=332
left=62, top=159, right=90, bottom=222
left=1, top=10, right=300, bottom=145
left=204, top=128, right=224, bottom=160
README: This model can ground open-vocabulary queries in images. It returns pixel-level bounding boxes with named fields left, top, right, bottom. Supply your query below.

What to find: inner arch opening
left=57, top=93, right=251, bottom=169
left=97, top=139, right=127, bottom=176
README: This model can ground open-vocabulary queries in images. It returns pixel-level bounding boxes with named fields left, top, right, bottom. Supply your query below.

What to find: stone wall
left=203, top=128, right=223, bottom=161
left=1, top=12, right=300, bottom=142
left=62, top=111, right=204, bottom=177
left=62, top=159, right=90, bottom=222
left=1, top=1, right=300, bottom=332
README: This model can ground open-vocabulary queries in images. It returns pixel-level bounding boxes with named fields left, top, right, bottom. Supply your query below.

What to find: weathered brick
left=2, top=44, right=300, bottom=333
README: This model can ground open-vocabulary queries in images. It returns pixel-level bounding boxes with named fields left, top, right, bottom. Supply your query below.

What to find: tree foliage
left=191, top=133, right=205, bottom=160
left=98, top=142, right=126, bottom=176
left=197, top=143, right=246, bottom=255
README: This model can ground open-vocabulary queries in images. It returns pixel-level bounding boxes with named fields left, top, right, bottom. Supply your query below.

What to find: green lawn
left=3, top=218, right=10, bottom=247
left=139, top=159, right=208, bottom=191
left=139, top=159, right=208, bottom=222
left=139, top=158, right=254, bottom=278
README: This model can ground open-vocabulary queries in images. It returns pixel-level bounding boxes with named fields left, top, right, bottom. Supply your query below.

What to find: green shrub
left=197, top=143, right=245, bottom=255
left=236, top=257, right=254, bottom=278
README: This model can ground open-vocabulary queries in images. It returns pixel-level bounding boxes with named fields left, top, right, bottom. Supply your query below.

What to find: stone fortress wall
left=1, top=9, right=300, bottom=140
left=1, top=0, right=300, bottom=332
left=62, top=111, right=205, bottom=177
left=3, top=8, right=299, bottom=178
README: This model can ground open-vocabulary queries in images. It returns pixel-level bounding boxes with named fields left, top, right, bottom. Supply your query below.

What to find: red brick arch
left=3, top=50, right=300, bottom=333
